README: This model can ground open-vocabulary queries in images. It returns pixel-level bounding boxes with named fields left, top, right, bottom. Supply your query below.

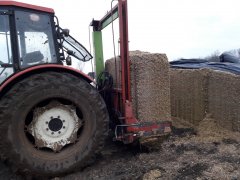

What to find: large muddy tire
left=0, top=72, right=109, bottom=177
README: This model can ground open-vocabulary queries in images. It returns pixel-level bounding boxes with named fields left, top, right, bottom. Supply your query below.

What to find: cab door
left=0, top=10, right=14, bottom=84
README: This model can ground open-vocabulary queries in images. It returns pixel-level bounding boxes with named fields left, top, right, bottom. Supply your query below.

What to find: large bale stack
left=208, top=70, right=240, bottom=132
left=170, top=68, right=240, bottom=132
left=105, top=51, right=171, bottom=122
left=170, top=69, right=208, bottom=126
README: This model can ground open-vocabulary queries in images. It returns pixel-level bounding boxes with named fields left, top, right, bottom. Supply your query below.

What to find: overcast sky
left=19, top=0, right=240, bottom=72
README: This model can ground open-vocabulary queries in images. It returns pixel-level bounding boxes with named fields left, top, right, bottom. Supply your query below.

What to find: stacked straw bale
left=170, top=69, right=208, bottom=126
left=208, top=70, right=240, bottom=132
left=105, top=51, right=171, bottom=122
left=170, top=68, right=240, bottom=132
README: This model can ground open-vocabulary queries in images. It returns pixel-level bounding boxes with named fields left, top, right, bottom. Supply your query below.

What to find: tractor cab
left=0, top=1, right=92, bottom=84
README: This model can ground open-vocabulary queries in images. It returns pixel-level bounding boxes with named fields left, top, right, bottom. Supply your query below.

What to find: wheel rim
left=27, top=100, right=83, bottom=152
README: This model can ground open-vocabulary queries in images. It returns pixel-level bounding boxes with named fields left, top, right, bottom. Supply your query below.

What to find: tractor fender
left=0, top=64, right=94, bottom=96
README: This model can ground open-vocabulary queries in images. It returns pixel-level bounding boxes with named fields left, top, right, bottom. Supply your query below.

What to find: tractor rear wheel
left=0, top=72, right=109, bottom=177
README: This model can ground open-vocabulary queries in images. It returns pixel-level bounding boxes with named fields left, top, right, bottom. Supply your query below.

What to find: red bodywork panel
left=0, top=1, right=54, bottom=13
left=0, top=64, right=93, bottom=93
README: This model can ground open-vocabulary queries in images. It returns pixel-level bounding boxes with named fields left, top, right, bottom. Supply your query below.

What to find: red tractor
left=0, top=0, right=171, bottom=177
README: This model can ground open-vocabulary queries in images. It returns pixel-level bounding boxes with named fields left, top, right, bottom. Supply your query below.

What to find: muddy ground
left=1, top=125, right=239, bottom=180
left=59, top=127, right=239, bottom=180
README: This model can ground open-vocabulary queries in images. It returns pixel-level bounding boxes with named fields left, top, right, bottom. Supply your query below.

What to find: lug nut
left=51, top=132, right=54, bottom=135
left=58, top=116, right=60, bottom=118
left=63, top=126, right=65, bottom=129
left=50, top=116, right=53, bottom=119
left=46, top=128, right=49, bottom=131
left=63, top=120, right=65, bottom=123
left=58, top=131, right=61, bottom=134
left=45, top=121, right=48, bottom=124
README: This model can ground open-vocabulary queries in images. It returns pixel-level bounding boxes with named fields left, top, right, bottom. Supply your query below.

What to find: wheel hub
left=27, top=101, right=82, bottom=152
left=48, top=118, right=63, bottom=132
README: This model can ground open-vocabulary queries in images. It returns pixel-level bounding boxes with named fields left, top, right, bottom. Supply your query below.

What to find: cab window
left=0, top=13, right=13, bottom=84
left=15, top=11, right=57, bottom=68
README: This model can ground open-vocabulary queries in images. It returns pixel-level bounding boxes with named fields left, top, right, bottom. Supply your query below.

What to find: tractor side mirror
left=66, top=55, right=72, bottom=65
left=67, top=50, right=74, bottom=56
left=62, top=29, right=70, bottom=37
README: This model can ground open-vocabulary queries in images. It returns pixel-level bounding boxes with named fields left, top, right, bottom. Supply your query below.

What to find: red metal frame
left=0, top=1, right=54, bottom=13
left=116, top=0, right=172, bottom=143
left=118, top=0, right=136, bottom=124
left=118, top=0, right=142, bottom=131
left=0, top=64, right=93, bottom=92
left=119, top=0, right=131, bottom=103
left=91, top=1, right=171, bottom=144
